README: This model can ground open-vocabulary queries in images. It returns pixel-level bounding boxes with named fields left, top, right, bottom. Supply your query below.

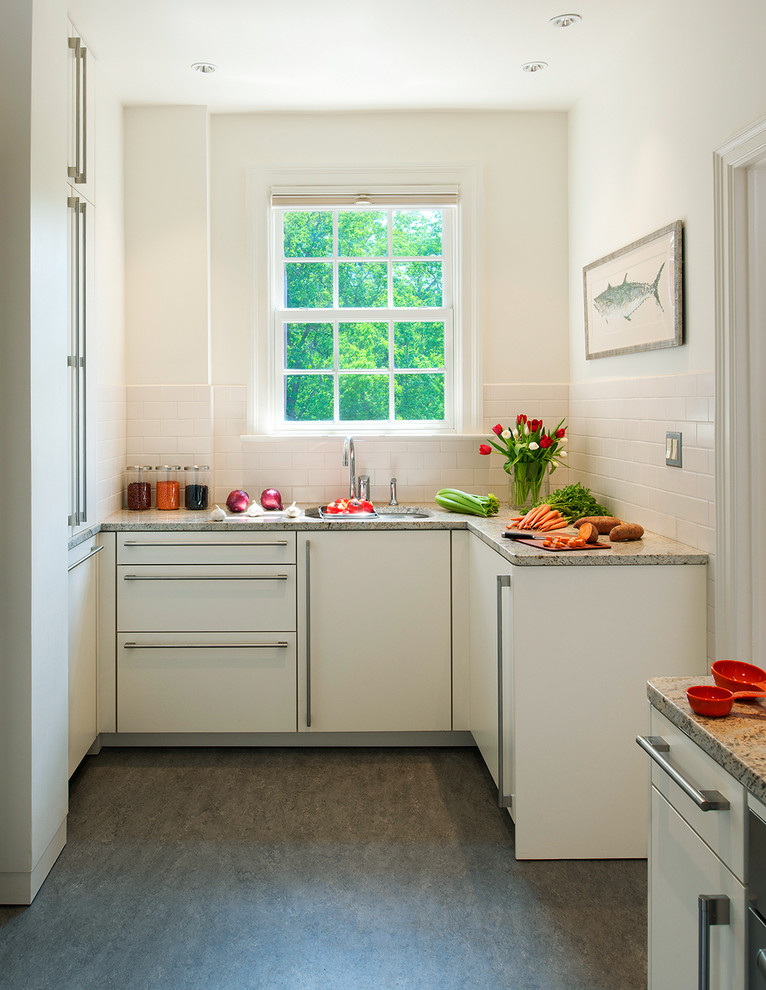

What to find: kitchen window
left=272, top=197, right=454, bottom=430
left=248, top=167, right=481, bottom=436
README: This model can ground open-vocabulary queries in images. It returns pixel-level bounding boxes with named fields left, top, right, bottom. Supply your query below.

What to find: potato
left=609, top=523, right=644, bottom=542
left=573, top=515, right=622, bottom=534
left=578, top=522, right=600, bottom=544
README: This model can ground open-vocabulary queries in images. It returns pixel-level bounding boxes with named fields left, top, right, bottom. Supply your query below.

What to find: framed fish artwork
left=583, top=220, right=683, bottom=359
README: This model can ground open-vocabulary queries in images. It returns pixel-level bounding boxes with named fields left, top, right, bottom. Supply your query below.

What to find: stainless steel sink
left=375, top=507, right=430, bottom=520
left=304, top=505, right=430, bottom=521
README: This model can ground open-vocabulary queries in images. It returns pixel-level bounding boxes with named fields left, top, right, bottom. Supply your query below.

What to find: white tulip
left=559, top=450, right=568, bottom=458
left=512, top=428, right=520, bottom=439
left=524, top=424, right=530, bottom=436
left=501, top=429, right=512, bottom=439
left=529, top=441, right=540, bottom=450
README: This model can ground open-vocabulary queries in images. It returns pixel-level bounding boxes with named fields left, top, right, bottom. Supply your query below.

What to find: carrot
left=521, top=504, right=550, bottom=528
left=538, top=518, right=569, bottom=532
left=533, top=509, right=558, bottom=527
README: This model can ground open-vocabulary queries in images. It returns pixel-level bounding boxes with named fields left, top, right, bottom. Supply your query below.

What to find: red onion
left=260, top=488, right=283, bottom=511
left=226, top=489, right=249, bottom=513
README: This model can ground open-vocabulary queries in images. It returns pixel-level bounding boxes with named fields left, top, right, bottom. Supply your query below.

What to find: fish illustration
left=593, top=263, right=665, bottom=322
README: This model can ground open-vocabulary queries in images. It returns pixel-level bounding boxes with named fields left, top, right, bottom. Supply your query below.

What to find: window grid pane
left=275, top=205, right=452, bottom=428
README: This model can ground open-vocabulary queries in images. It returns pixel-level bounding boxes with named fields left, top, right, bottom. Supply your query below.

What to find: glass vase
left=508, top=461, right=551, bottom=514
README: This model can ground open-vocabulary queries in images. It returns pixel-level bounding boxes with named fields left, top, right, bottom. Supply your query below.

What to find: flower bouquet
left=480, top=415, right=567, bottom=511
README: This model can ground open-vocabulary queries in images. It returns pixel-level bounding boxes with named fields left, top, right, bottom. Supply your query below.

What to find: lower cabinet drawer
left=117, top=633, right=297, bottom=732
left=649, top=708, right=746, bottom=880
left=117, top=564, right=296, bottom=632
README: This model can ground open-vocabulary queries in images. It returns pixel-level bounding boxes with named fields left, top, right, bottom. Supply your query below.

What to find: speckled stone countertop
left=649, top=676, right=766, bottom=803
left=88, top=504, right=708, bottom=567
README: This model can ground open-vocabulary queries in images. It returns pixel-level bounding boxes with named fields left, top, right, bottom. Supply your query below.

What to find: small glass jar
left=155, top=465, right=181, bottom=510
left=126, top=465, right=153, bottom=511
left=184, top=465, right=210, bottom=510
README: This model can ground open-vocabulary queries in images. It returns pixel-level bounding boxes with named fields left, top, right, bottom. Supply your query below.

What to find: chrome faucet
left=389, top=477, right=399, bottom=506
left=343, top=436, right=355, bottom=499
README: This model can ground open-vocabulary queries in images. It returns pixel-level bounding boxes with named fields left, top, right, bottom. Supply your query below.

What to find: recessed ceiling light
left=191, top=62, right=217, bottom=74
left=549, top=13, right=582, bottom=28
left=521, top=61, right=549, bottom=73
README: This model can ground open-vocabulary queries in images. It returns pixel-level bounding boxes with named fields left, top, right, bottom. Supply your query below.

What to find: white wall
left=124, top=105, right=210, bottom=385
left=567, top=0, right=766, bottom=658
left=0, top=0, right=69, bottom=904
left=209, top=111, right=570, bottom=388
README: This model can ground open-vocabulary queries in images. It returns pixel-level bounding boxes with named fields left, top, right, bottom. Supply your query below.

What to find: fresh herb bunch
left=531, top=482, right=609, bottom=522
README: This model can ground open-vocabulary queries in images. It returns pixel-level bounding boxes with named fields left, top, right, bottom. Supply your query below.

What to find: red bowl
left=686, top=685, right=735, bottom=717
left=711, top=659, right=766, bottom=693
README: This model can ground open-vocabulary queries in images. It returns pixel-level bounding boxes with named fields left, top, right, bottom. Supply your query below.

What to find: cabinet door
left=468, top=535, right=514, bottom=803
left=298, top=531, right=451, bottom=732
left=650, top=786, right=746, bottom=990
left=68, top=542, right=100, bottom=776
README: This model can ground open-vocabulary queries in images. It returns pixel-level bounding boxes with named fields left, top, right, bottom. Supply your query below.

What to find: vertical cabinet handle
left=698, top=895, right=730, bottom=990
left=67, top=197, right=87, bottom=528
left=305, top=539, right=312, bottom=728
left=496, top=574, right=512, bottom=809
left=68, top=37, right=87, bottom=184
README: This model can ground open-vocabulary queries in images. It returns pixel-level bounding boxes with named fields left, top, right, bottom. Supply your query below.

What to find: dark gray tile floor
left=0, top=747, right=646, bottom=990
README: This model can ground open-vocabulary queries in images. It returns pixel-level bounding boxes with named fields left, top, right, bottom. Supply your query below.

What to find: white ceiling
left=68, top=0, right=662, bottom=113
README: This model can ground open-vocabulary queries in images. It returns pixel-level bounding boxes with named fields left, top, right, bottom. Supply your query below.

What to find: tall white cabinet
left=467, top=536, right=707, bottom=859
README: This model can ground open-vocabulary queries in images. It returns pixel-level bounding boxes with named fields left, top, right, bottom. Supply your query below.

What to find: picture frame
left=583, top=220, right=683, bottom=359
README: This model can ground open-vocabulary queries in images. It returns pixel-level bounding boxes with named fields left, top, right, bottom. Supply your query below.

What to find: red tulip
left=479, top=444, right=492, bottom=455
left=517, top=414, right=527, bottom=426
left=528, top=419, right=542, bottom=433
left=540, top=434, right=552, bottom=449
left=555, top=427, right=566, bottom=438
left=492, top=423, right=503, bottom=436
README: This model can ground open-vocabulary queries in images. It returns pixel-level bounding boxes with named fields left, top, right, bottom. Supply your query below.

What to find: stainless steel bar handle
left=67, top=38, right=86, bottom=183
left=757, top=948, right=766, bottom=977
left=496, top=574, right=512, bottom=809
left=79, top=200, right=87, bottom=524
left=67, top=38, right=81, bottom=180
left=123, top=641, right=289, bottom=650
left=67, top=195, right=81, bottom=528
left=67, top=544, right=103, bottom=572
left=698, top=895, right=730, bottom=990
left=305, top=539, right=312, bottom=728
left=636, top=736, right=730, bottom=812
left=122, top=574, right=289, bottom=581
left=122, top=541, right=289, bottom=548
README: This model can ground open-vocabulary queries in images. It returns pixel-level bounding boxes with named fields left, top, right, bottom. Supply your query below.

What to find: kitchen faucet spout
left=343, top=436, right=355, bottom=500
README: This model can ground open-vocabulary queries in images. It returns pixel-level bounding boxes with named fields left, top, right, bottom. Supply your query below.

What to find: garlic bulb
left=283, top=501, right=301, bottom=519
left=209, top=504, right=227, bottom=521
left=246, top=501, right=265, bottom=517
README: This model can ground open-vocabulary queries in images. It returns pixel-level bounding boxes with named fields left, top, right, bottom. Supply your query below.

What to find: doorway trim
left=714, top=114, right=766, bottom=659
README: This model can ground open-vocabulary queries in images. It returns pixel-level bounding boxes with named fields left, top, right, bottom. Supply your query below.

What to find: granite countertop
left=649, top=676, right=766, bottom=803
left=82, top=504, right=708, bottom=567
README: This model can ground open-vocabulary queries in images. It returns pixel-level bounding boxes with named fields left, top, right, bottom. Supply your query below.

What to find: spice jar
left=126, top=465, right=152, bottom=511
left=155, top=465, right=181, bottom=510
left=184, top=465, right=210, bottom=510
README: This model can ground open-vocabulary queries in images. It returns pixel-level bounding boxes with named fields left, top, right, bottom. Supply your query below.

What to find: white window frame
left=246, top=165, right=482, bottom=436
left=275, top=205, right=453, bottom=432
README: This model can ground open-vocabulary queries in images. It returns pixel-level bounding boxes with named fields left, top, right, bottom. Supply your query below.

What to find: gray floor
left=0, top=747, right=646, bottom=990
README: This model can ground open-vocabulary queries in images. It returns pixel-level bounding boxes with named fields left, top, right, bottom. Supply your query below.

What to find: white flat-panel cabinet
left=646, top=707, right=747, bottom=989
left=468, top=537, right=707, bottom=859
left=297, top=531, right=452, bottom=732
left=650, top=788, right=745, bottom=990
left=68, top=541, right=102, bottom=776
